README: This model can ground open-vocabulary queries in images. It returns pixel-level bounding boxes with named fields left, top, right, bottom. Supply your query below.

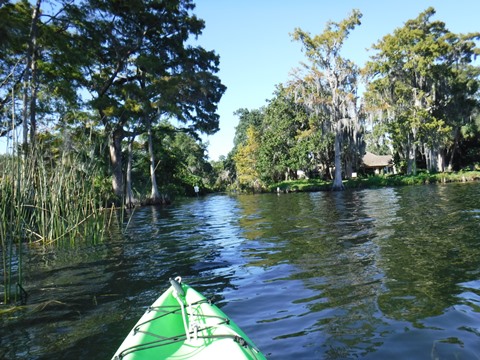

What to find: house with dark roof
left=362, top=152, right=394, bottom=174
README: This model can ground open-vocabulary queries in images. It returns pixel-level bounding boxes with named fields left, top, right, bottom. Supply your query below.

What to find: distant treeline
left=223, top=8, right=480, bottom=192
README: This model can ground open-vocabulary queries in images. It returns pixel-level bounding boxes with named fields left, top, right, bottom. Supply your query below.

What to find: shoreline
left=269, top=171, right=480, bottom=193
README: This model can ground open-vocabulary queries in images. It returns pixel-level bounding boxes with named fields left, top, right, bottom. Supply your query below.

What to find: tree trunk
left=407, top=133, right=417, bottom=175
left=332, top=122, right=344, bottom=191
left=22, top=0, right=41, bottom=154
left=437, top=149, right=445, bottom=173
left=29, top=0, right=41, bottom=148
left=407, top=144, right=417, bottom=175
left=147, top=119, right=161, bottom=202
left=125, top=136, right=136, bottom=208
left=344, top=154, right=353, bottom=179
left=429, top=146, right=440, bottom=172
left=109, top=128, right=124, bottom=199
left=447, top=128, right=459, bottom=171
left=424, top=145, right=431, bottom=172
left=22, top=78, right=28, bottom=153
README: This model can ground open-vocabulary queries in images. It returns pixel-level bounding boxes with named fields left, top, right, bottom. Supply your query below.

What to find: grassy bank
left=270, top=171, right=480, bottom=193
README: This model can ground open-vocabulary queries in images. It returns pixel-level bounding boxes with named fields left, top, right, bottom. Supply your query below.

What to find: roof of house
left=362, top=152, right=393, bottom=168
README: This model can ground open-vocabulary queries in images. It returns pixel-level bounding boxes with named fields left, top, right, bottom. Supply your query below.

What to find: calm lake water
left=1, top=183, right=480, bottom=359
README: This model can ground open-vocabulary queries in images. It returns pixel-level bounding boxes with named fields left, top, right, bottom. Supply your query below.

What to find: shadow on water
left=1, top=185, right=480, bottom=359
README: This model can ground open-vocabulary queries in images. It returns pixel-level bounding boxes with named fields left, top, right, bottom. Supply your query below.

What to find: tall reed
left=1, top=143, right=108, bottom=305
left=0, top=152, right=27, bottom=305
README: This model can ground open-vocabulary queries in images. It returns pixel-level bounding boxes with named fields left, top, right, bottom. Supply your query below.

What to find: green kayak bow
left=112, top=277, right=267, bottom=359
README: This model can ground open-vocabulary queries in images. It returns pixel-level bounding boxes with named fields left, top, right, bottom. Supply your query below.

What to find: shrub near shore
left=270, top=171, right=480, bottom=193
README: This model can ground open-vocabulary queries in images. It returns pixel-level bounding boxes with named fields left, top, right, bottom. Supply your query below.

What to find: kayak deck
left=112, top=277, right=267, bottom=359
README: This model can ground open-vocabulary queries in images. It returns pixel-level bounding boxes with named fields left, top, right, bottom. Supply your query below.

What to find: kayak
left=112, top=277, right=267, bottom=359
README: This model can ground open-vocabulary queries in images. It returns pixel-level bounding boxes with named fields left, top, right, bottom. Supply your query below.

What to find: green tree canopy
left=233, top=125, right=262, bottom=191
left=364, top=7, right=480, bottom=173
left=0, top=0, right=226, bottom=200
left=290, top=9, right=363, bottom=190
left=257, top=86, right=308, bottom=182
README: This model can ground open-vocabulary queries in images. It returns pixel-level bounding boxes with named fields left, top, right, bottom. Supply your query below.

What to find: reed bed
left=0, top=148, right=108, bottom=305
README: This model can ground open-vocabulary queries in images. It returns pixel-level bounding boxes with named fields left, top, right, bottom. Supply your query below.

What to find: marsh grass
left=1, top=149, right=108, bottom=305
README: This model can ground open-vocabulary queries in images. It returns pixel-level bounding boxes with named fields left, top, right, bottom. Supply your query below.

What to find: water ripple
left=3, top=185, right=480, bottom=359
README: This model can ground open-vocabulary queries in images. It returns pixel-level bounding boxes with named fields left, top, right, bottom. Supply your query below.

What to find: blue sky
left=193, top=0, right=480, bottom=160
